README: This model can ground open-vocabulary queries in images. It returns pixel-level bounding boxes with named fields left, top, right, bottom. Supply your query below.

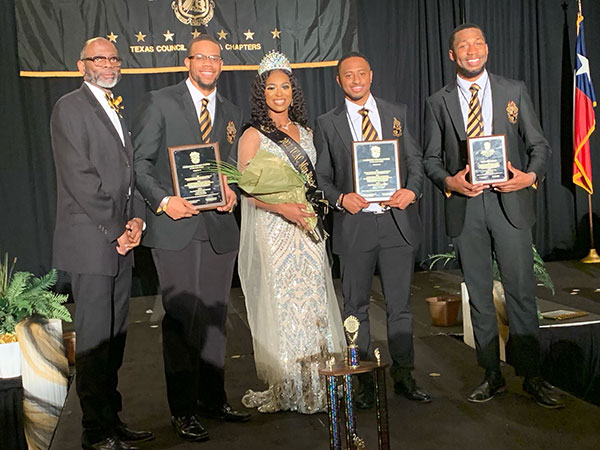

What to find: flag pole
left=581, top=194, right=600, bottom=262
left=575, top=1, right=598, bottom=263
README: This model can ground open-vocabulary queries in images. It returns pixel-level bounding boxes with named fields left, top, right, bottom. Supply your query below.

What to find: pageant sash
left=252, top=123, right=329, bottom=240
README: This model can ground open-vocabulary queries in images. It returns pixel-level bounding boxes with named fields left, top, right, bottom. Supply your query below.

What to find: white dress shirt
left=344, top=94, right=385, bottom=213
left=186, top=78, right=217, bottom=127
left=456, top=70, right=493, bottom=136
left=85, top=81, right=124, bottom=146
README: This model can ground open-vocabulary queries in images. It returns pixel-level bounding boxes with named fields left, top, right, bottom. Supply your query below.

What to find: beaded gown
left=239, top=125, right=346, bottom=414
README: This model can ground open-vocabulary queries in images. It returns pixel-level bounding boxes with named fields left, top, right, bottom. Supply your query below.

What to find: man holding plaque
left=51, top=37, right=152, bottom=449
left=423, top=24, right=563, bottom=408
left=132, top=34, right=248, bottom=442
left=315, top=52, right=430, bottom=408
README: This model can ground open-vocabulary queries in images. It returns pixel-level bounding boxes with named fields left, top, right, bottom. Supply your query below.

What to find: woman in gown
left=237, top=51, right=346, bottom=414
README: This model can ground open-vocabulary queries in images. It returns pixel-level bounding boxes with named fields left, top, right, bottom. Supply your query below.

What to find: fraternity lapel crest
left=226, top=120, right=237, bottom=144
left=506, top=100, right=518, bottom=124
left=392, top=117, right=402, bottom=137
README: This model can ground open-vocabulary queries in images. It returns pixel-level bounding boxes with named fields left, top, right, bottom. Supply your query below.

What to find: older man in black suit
left=423, top=23, right=564, bottom=408
left=315, top=52, right=430, bottom=409
left=132, top=34, right=249, bottom=443
left=51, top=37, right=152, bottom=450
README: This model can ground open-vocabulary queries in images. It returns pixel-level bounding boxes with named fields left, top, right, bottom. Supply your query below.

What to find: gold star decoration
left=191, top=29, right=201, bottom=39
left=163, top=30, right=175, bottom=41
left=271, top=28, right=281, bottom=39
left=135, top=31, right=146, bottom=42
left=217, top=29, right=228, bottom=40
left=107, top=32, right=118, bottom=43
left=243, top=29, right=255, bottom=40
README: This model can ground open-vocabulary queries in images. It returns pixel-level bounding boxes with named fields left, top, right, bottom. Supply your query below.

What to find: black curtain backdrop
left=2, top=0, right=599, bottom=290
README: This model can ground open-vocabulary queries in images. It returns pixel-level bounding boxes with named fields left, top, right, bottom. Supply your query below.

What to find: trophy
left=374, top=347, right=381, bottom=366
left=344, top=315, right=360, bottom=368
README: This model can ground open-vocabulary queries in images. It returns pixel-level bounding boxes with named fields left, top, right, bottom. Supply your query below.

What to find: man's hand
left=126, top=218, right=144, bottom=248
left=116, top=230, right=132, bottom=255
left=444, top=165, right=487, bottom=197
left=164, top=196, right=198, bottom=220
left=276, top=203, right=315, bottom=231
left=491, top=161, right=536, bottom=192
left=217, top=176, right=237, bottom=213
left=381, top=188, right=416, bottom=210
left=342, top=192, right=369, bottom=214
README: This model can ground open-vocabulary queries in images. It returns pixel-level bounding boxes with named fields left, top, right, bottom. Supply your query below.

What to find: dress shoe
left=197, top=402, right=250, bottom=422
left=467, top=372, right=506, bottom=403
left=82, top=437, right=138, bottom=450
left=115, top=423, right=154, bottom=443
left=393, top=376, right=432, bottom=403
left=523, top=377, right=566, bottom=409
left=171, top=415, right=209, bottom=442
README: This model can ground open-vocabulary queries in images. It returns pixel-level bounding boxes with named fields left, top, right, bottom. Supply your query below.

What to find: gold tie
left=359, top=108, right=379, bottom=141
left=199, top=98, right=212, bottom=143
left=105, top=92, right=124, bottom=117
left=467, top=84, right=483, bottom=137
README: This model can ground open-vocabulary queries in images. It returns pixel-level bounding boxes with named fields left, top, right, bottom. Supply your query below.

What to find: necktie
left=467, top=84, right=483, bottom=137
left=105, top=92, right=123, bottom=117
left=199, top=98, right=212, bottom=143
left=359, top=108, right=379, bottom=141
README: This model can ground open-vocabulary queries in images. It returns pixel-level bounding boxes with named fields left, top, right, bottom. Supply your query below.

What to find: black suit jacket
left=132, top=81, right=242, bottom=253
left=423, top=73, right=550, bottom=237
left=51, top=84, right=138, bottom=276
left=315, top=97, right=424, bottom=254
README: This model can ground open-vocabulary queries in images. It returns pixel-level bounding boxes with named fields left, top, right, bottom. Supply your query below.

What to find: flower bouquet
left=210, top=149, right=328, bottom=241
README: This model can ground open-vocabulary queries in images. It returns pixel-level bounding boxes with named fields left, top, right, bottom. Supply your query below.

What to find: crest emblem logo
left=506, top=100, right=519, bottom=124
left=370, top=145, right=381, bottom=159
left=392, top=117, right=402, bottom=136
left=172, top=0, right=215, bottom=26
left=226, top=121, right=237, bottom=144
left=190, top=151, right=201, bottom=164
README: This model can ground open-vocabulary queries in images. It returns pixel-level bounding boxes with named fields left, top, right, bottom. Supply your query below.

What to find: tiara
left=258, top=50, right=292, bottom=75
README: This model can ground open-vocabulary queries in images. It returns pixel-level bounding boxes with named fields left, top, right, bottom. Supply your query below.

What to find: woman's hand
left=276, top=202, right=314, bottom=231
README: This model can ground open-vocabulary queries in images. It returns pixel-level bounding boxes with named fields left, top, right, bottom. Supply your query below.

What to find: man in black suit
left=315, top=52, right=430, bottom=408
left=423, top=24, right=564, bottom=408
left=132, top=34, right=249, bottom=442
left=51, top=37, right=152, bottom=450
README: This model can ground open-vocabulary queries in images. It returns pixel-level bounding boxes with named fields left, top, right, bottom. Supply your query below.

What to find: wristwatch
left=156, top=196, right=170, bottom=214
left=335, top=193, right=345, bottom=211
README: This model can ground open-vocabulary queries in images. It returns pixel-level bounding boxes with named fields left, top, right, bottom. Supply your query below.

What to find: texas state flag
left=573, top=13, right=596, bottom=195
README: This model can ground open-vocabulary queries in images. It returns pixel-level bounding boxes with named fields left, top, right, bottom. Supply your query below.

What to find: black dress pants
left=152, top=238, right=237, bottom=417
left=453, top=190, right=541, bottom=377
left=71, top=256, right=131, bottom=445
left=339, top=211, right=416, bottom=371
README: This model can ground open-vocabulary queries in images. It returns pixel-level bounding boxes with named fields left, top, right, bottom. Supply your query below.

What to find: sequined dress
left=239, top=126, right=346, bottom=414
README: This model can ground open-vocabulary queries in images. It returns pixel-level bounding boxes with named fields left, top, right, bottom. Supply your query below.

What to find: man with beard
left=423, top=24, right=564, bottom=408
left=51, top=37, right=152, bottom=449
left=315, top=52, right=430, bottom=409
left=132, top=35, right=249, bottom=442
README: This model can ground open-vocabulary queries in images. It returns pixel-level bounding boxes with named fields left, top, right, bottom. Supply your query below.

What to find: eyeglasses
left=188, top=54, right=222, bottom=63
left=81, top=56, right=123, bottom=66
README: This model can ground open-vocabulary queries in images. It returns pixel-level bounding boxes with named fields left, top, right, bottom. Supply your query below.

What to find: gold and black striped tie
left=359, top=108, right=379, bottom=141
left=199, top=98, right=212, bottom=143
left=467, top=84, right=483, bottom=137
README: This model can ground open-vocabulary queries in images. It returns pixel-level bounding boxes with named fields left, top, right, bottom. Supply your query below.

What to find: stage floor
left=51, top=261, right=600, bottom=449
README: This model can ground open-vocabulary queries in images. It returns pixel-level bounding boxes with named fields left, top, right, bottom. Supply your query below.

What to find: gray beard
left=85, top=70, right=121, bottom=89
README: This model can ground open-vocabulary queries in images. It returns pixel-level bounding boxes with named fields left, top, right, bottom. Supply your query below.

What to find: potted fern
left=0, top=253, right=71, bottom=377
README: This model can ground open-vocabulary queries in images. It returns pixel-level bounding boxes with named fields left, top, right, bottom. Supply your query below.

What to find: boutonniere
left=392, top=116, right=402, bottom=137
left=227, top=120, right=237, bottom=144
left=105, top=93, right=124, bottom=118
left=506, top=100, right=518, bottom=124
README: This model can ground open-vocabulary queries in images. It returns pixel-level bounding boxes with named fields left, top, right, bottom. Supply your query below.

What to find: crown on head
left=258, top=50, right=292, bottom=75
